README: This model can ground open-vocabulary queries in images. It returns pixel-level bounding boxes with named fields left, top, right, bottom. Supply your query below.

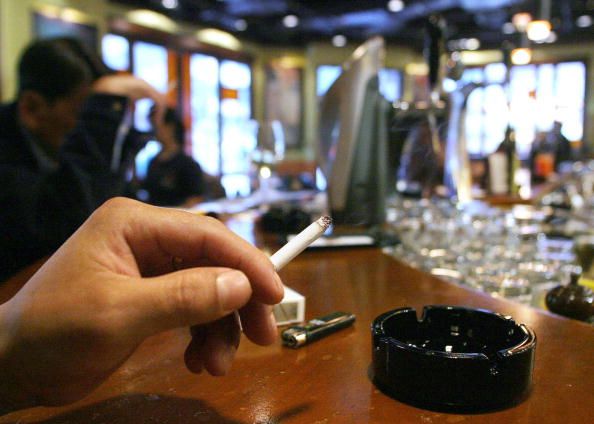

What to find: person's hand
left=92, top=73, right=166, bottom=121
left=0, top=198, right=284, bottom=410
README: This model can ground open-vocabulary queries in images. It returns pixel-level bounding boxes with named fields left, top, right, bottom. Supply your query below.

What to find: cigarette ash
left=319, top=215, right=333, bottom=230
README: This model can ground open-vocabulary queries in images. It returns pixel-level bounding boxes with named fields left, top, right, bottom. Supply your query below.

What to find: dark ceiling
left=111, top=0, right=594, bottom=50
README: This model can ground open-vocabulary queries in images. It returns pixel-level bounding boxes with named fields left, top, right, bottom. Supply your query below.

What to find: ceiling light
left=161, top=0, right=178, bottom=9
left=234, top=19, right=247, bottom=31
left=405, top=63, right=429, bottom=75
left=442, top=78, right=458, bottom=93
left=459, top=50, right=503, bottom=65
left=35, top=4, right=60, bottom=19
left=127, top=9, right=178, bottom=33
left=447, top=38, right=480, bottom=51
left=576, top=15, right=593, bottom=28
left=544, top=30, right=557, bottom=43
left=387, top=0, right=404, bottom=12
left=332, top=34, right=347, bottom=47
left=282, top=14, right=299, bottom=28
left=274, top=56, right=306, bottom=68
left=196, top=28, right=242, bottom=50
left=60, top=8, right=90, bottom=24
left=526, top=20, right=551, bottom=42
left=464, top=38, right=480, bottom=50
left=502, top=22, right=515, bottom=34
left=511, top=47, right=531, bottom=65
left=512, top=13, right=532, bottom=31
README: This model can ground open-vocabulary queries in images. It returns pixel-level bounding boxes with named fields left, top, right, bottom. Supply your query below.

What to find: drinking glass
left=574, top=235, right=594, bottom=279
left=249, top=120, right=285, bottom=196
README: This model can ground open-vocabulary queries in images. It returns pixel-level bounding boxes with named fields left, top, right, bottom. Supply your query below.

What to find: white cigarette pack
left=273, top=285, right=305, bottom=326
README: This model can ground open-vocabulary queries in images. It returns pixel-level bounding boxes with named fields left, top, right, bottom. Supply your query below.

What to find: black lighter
left=281, top=311, right=356, bottom=348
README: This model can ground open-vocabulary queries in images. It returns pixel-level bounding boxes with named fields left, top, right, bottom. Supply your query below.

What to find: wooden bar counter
left=1, top=219, right=593, bottom=423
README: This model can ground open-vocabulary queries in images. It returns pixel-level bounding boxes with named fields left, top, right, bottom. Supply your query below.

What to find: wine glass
left=249, top=120, right=285, bottom=197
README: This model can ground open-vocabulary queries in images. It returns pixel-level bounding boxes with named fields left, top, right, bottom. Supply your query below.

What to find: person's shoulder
left=0, top=102, right=19, bottom=133
left=177, top=151, right=200, bottom=165
left=0, top=101, right=16, bottom=115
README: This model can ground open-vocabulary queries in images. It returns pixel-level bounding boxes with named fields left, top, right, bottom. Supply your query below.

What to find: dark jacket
left=0, top=95, right=132, bottom=281
left=144, top=151, right=205, bottom=206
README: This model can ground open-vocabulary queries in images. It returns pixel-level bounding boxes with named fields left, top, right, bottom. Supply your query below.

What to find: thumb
left=130, top=268, right=252, bottom=336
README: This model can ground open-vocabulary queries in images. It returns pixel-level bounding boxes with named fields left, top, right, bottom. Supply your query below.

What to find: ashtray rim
left=372, top=305, right=536, bottom=360
left=371, top=304, right=537, bottom=413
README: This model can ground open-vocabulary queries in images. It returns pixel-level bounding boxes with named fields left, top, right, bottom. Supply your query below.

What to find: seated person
left=144, top=108, right=224, bottom=206
left=397, top=120, right=445, bottom=197
left=0, top=37, right=164, bottom=281
left=529, top=121, right=572, bottom=182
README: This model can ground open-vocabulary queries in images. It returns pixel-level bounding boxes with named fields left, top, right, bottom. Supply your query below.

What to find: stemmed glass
left=248, top=120, right=285, bottom=199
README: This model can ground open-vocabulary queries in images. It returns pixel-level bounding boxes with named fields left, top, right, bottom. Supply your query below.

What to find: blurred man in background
left=0, top=37, right=164, bottom=281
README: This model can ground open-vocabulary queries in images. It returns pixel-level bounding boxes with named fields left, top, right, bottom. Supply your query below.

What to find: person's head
left=16, top=37, right=109, bottom=152
left=151, top=107, right=185, bottom=149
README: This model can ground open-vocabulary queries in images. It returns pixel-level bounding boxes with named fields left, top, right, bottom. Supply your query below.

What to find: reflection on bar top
left=188, top=189, right=318, bottom=215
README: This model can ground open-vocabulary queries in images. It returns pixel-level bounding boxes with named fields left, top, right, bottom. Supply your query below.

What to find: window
left=101, top=33, right=129, bottom=71
left=132, top=41, right=169, bottom=131
left=317, top=65, right=342, bottom=96
left=102, top=37, right=170, bottom=130
left=461, top=61, right=586, bottom=159
left=189, top=54, right=253, bottom=197
left=102, top=36, right=171, bottom=180
left=102, top=33, right=255, bottom=198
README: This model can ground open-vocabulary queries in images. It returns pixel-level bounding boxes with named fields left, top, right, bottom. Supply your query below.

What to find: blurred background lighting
left=502, top=22, right=516, bottom=34
left=195, top=28, right=242, bottom=50
left=464, top=38, right=480, bottom=50
left=512, top=12, right=532, bottom=31
left=161, top=0, right=178, bottom=9
left=544, top=30, right=557, bottom=43
left=127, top=9, right=178, bottom=32
left=282, top=14, right=299, bottom=28
left=511, top=47, right=532, bottom=65
left=332, top=34, right=347, bottom=47
left=387, top=0, right=405, bottom=13
left=234, top=19, right=247, bottom=31
left=576, top=15, right=592, bottom=28
left=527, top=20, right=551, bottom=42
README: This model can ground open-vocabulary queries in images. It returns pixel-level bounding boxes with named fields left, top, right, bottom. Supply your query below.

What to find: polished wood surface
left=1, top=220, right=593, bottom=423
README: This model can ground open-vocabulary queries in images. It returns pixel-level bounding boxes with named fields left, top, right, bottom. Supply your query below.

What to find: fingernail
left=218, top=345, right=237, bottom=375
left=216, top=271, right=250, bottom=311
left=209, top=337, right=238, bottom=376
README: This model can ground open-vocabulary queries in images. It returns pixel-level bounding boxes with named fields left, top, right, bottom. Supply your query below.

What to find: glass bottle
left=488, top=127, right=518, bottom=195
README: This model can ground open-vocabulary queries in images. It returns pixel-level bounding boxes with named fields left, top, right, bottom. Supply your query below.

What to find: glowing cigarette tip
left=270, top=215, right=331, bottom=271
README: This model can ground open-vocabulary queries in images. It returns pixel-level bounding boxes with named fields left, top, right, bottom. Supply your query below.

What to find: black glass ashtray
left=371, top=305, right=536, bottom=413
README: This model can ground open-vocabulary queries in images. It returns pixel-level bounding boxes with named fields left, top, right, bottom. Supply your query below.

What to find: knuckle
left=200, top=215, right=225, bottom=229
left=95, top=197, right=135, bottom=218
left=90, top=197, right=147, bottom=228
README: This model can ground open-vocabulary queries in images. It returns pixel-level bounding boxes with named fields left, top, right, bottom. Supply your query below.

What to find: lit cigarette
left=270, top=216, right=332, bottom=270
